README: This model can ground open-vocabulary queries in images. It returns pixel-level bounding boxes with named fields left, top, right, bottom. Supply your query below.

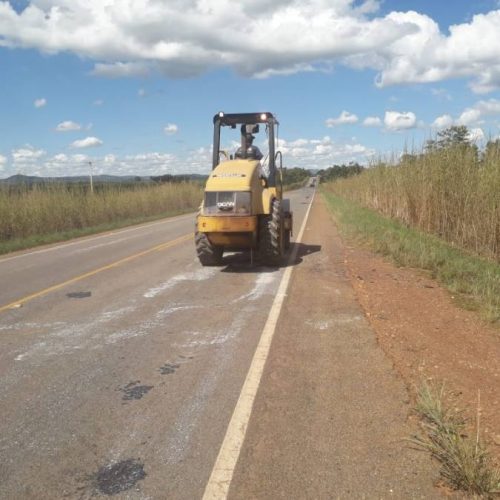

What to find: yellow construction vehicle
left=195, top=112, right=292, bottom=266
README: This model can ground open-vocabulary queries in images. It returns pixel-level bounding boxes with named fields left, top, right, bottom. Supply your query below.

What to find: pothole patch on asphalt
left=159, top=362, right=180, bottom=375
left=93, top=458, right=146, bottom=495
left=66, top=291, right=92, bottom=299
left=119, top=381, right=153, bottom=401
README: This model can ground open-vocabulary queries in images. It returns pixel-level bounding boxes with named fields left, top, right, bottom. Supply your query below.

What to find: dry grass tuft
left=413, top=382, right=500, bottom=497
left=325, top=143, right=500, bottom=263
left=0, top=182, right=202, bottom=240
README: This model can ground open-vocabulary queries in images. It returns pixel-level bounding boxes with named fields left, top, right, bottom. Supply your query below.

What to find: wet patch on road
left=119, top=381, right=153, bottom=401
left=159, top=362, right=180, bottom=375
left=66, top=291, right=92, bottom=299
left=92, top=458, right=146, bottom=496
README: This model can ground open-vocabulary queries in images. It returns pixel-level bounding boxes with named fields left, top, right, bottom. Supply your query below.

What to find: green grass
left=412, top=382, right=500, bottom=496
left=322, top=191, right=500, bottom=323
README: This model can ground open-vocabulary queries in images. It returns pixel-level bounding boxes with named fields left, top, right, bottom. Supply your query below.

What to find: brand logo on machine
left=217, top=201, right=235, bottom=210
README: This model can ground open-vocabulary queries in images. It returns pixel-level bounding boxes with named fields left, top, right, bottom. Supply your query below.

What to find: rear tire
left=195, top=231, right=223, bottom=266
left=258, top=199, right=282, bottom=265
left=284, top=228, right=291, bottom=251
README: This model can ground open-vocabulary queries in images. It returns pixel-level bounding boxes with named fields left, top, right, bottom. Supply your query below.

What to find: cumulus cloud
left=164, top=124, right=178, bottom=135
left=0, top=154, right=7, bottom=171
left=326, top=111, right=359, bottom=127
left=363, top=116, right=382, bottom=127
left=34, top=97, right=46, bottom=108
left=467, top=127, right=485, bottom=143
left=384, top=111, right=417, bottom=131
left=55, top=120, right=82, bottom=132
left=11, top=145, right=46, bottom=173
left=2, top=1, right=500, bottom=91
left=434, top=99, right=500, bottom=129
left=0, top=133, right=377, bottom=178
left=432, top=114, right=454, bottom=129
left=71, top=137, right=103, bottom=149
left=12, top=145, right=46, bottom=163
left=273, top=135, right=375, bottom=166
left=457, top=108, right=482, bottom=126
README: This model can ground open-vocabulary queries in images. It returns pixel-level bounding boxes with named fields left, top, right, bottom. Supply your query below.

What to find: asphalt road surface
left=0, top=187, right=314, bottom=499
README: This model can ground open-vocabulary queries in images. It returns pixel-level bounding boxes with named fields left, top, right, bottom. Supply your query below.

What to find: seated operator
left=235, top=134, right=263, bottom=160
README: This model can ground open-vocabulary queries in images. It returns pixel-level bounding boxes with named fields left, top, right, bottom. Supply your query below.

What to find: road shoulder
left=229, top=195, right=439, bottom=498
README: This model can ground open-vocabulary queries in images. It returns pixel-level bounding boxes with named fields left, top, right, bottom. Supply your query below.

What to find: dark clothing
left=235, top=145, right=263, bottom=160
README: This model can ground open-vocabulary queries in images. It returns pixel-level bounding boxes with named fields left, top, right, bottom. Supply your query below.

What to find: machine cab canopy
left=212, top=112, right=280, bottom=188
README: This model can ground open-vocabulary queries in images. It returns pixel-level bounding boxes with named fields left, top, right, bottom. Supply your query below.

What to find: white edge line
left=0, top=212, right=195, bottom=264
left=202, top=190, right=316, bottom=500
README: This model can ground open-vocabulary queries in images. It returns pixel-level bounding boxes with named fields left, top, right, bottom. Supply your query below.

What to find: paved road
left=0, top=187, right=314, bottom=499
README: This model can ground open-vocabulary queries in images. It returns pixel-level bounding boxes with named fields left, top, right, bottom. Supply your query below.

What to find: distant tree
left=426, top=125, right=470, bottom=151
left=281, top=167, right=311, bottom=186
left=318, top=163, right=365, bottom=182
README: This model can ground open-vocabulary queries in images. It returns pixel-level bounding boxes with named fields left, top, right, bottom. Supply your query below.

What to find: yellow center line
left=0, top=233, right=192, bottom=313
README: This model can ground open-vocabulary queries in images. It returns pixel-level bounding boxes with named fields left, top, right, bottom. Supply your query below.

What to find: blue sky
left=1, top=0, right=500, bottom=178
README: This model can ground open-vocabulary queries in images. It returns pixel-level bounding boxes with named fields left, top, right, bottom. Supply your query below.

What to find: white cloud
left=467, top=127, right=485, bottom=143
left=0, top=154, right=7, bottom=171
left=92, top=99, right=104, bottom=106
left=91, top=62, right=151, bottom=78
left=2, top=1, right=499, bottom=92
left=384, top=111, right=417, bottom=131
left=275, top=135, right=375, bottom=165
left=430, top=99, right=500, bottom=130
left=34, top=98, right=46, bottom=108
left=432, top=114, right=454, bottom=129
left=11, top=145, right=46, bottom=173
left=12, top=145, right=46, bottom=163
left=71, top=137, right=103, bottom=149
left=288, top=138, right=309, bottom=147
left=363, top=116, right=382, bottom=127
left=476, top=99, right=500, bottom=116
left=164, top=124, right=178, bottom=135
left=326, top=111, right=359, bottom=127
left=0, top=132, right=377, bottom=178
left=56, top=120, right=82, bottom=132
left=138, top=88, right=146, bottom=97
left=457, top=108, right=482, bottom=126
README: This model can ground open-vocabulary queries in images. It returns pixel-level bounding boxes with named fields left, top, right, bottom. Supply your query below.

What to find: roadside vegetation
left=317, top=162, right=365, bottom=182
left=281, top=167, right=311, bottom=190
left=322, top=192, right=500, bottom=322
left=0, top=182, right=202, bottom=255
left=413, top=382, right=500, bottom=497
left=324, top=126, right=500, bottom=263
left=322, top=126, right=500, bottom=322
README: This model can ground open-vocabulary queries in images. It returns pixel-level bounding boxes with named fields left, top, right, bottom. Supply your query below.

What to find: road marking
left=0, top=233, right=192, bottom=313
left=0, top=213, right=195, bottom=264
left=202, top=191, right=315, bottom=500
